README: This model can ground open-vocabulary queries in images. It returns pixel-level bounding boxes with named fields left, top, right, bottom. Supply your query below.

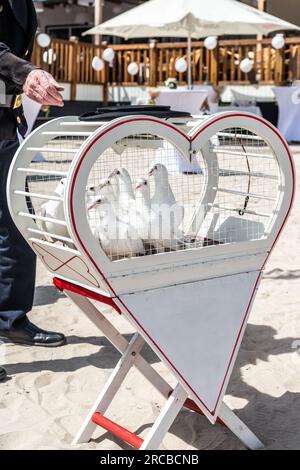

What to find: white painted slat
left=219, top=168, right=278, bottom=180
left=140, top=383, right=188, bottom=450
left=14, top=190, right=63, bottom=202
left=217, top=132, right=264, bottom=141
left=215, top=187, right=276, bottom=202
left=212, top=148, right=274, bottom=160
left=27, top=228, right=74, bottom=244
left=208, top=203, right=272, bottom=218
left=73, top=333, right=145, bottom=445
left=60, top=122, right=108, bottom=127
left=42, top=131, right=92, bottom=137
left=18, top=212, right=67, bottom=226
left=218, top=403, right=263, bottom=450
left=17, top=168, right=68, bottom=177
left=27, top=147, right=78, bottom=154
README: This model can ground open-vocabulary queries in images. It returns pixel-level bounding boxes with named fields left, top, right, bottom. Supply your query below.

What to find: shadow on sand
left=5, top=322, right=299, bottom=449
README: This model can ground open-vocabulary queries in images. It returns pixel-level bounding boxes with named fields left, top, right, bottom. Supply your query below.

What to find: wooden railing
left=32, top=37, right=300, bottom=97
left=32, top=39, right=106, bottom=99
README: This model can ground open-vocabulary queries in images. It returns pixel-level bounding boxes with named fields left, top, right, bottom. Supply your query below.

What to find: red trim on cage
left=32, top=243, right=100, bottom=288
left=166, top=390, right=225, bottom=425
left=92, top=413, right=144, bottom=449
left=183, top=398, right=225, bottom=425
left=69, top=115, right=296, bottom=418
left=53, top=277, right=122, bottom=315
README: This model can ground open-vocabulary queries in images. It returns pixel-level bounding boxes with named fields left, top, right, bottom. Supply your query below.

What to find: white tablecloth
left=274, top=86, right=300, bottom=142
left=18, top=95, right=44, bottom=161
left=222, top=85, right=275, bottom=104
left=192, top=85, right=219, bottom=114
left=156, top=89, right=208, bottom=115
left=217, top=105, right=262, bottom=116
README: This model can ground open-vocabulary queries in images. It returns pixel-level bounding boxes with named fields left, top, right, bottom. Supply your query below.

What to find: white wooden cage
left=7, top=112, right=295, bottom=449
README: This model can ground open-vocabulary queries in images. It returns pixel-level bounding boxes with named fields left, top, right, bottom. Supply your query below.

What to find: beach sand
left=0, top=146, right=300, bottom=450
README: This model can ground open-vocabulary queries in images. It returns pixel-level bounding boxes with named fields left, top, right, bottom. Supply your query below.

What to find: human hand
left=23, top=70, right=64, bottom=107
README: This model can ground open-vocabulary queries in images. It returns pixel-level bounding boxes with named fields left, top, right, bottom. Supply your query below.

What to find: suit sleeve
left=0, top=41, right=37, bottom=92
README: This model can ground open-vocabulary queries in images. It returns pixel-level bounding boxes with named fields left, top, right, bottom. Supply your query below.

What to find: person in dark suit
left=0, top=0, right=67, bottom=381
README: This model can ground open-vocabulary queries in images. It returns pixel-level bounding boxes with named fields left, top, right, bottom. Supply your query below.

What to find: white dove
left=135, top=178, right=166, bottom=254
left=39, top=178, right=69, bottom=240
left=149, top=163, right=176, bottom=207
left=87, top=194, right=106, bottom=236
left=135, top=178, right=152, bottom=239
left=148, top=164, right=184, bottom=249
left=86, top=184, right=102, bottom=205
left=90, top=196, right=145, bottom=259
left=112, top=168, right=134, bottom=203
left=98, top=176, right=118, bottom=210
left=109, top=168, right=137, bottom=224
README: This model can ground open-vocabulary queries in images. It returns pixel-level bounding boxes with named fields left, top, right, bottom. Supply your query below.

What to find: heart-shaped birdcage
left=7, top=112, right=294, bottom=422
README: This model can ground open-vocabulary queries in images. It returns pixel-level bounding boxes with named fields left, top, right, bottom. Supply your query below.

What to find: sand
left=0, top=146, right=300, bottom=451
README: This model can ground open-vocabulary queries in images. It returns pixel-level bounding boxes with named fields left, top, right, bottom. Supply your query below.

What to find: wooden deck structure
left=32, top=37, right=300, bottom=100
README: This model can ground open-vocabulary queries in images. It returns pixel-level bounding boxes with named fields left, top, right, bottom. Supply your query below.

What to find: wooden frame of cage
left=6, top=112, right=295, bottom=449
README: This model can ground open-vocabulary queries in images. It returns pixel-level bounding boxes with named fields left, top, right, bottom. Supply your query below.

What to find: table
left=217, top=105, right=262, bottom=116
left=18, top=95, right=44, bottom=161
left=223, top=85, right=275, bottom=104
left=156, top=89, right=208, bottom=115
left=192, top=85, right=220, bottom=114
left=274, top=86, right=300, bottom=142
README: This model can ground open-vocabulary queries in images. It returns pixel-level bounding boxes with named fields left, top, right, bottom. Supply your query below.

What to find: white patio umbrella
left=84, top=0, right=300, bottom=88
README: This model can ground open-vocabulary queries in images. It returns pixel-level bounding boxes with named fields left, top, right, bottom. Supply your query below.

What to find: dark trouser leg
left=0, top=139, right=36, bottom=331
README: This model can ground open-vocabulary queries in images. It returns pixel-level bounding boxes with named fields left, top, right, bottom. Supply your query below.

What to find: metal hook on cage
left=239, top=195, right=250, bottom=216
left=239, top=144, right=251, bottom=216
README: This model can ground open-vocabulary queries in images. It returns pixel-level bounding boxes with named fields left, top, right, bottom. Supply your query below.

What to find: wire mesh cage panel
left=26, top=134, right=87, bottom=244
left=85, top=134, right=206, bottom=261
left=71, top=118, right=284, bottom=266
left=7, top=117, right=115, bottom=293
left=195, top=126, right=280, bottom=245
left=9, top=117, right=95, bottom=246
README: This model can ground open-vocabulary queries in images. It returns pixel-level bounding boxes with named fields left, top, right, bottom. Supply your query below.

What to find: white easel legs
left=218, top=403, right=263, bottom=450
left=140, top=384, right=188, bottom=450
left=62, top=287, right=263, bottom=450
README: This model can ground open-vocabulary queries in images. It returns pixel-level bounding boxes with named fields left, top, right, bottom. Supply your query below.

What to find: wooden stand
left=55, top=278, right=263, bottom=451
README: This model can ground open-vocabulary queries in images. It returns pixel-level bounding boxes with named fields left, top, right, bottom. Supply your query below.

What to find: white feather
left=90, top=196, right=144, bottom=259
left=135, top=178, right=165, bottom=253
left=39, top=178, right=69, bottom=240
left=148, top=164, right=184, bottom=250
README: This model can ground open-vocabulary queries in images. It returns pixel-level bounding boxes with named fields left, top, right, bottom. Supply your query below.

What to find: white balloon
left=272, top=34, right=285, bottom=50
left=43, top=49, right=56, bottom=65
left=204, top=36, right=218, bottom=50
left=175, top=58, right=188, bottom=73
left=127, top=62, right=139, bottom=76
left=37, top=33, right=51, bottom=48
left=240, top=58, right=253, bottom=74
left=102, top=48, right=115, bottom=62
left=92, top=56, right=104, bottom=71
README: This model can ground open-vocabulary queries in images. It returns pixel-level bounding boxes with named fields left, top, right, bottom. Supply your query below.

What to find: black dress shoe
left=0, top=367, right=7, bottom=381
left=0, top=318, right=66, bottom=347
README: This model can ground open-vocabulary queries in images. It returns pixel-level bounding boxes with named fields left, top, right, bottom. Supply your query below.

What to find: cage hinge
left=189, top=143, right=195, bottom=163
